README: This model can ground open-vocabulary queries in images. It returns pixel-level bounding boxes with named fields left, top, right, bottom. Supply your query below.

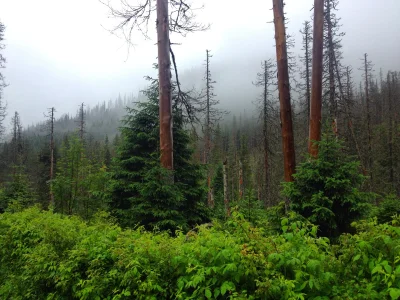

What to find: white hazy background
left=0, top=0, right=399, bottom=128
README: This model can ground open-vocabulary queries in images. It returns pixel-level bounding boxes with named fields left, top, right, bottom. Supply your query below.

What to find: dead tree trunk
left=300, top=21, right=312, bottom=125
left=49, top=107, right=55, bottom=207
left=363, top=53, right=373, bottom=185
left=205, top=49, right=211, bottom=163
left=262, top=61, right=270, bottom=206
left=392, top=73, right=399, bottom=194
left=308, top=0, right=324, bottom=157
left=157, top=0, right=173, bottom=170
left=239, top=160, right=243, bottom=200
left=78, top=103, right=85, bottom=141
left=388, top=73, right=394, bottom=186
left=205, top=49, right=213, bottom=207
left=223, top=158, right=230, bottom=216
left=272, top=0, right=296, bottom=183
left=326, top=1, right=336, bottom=124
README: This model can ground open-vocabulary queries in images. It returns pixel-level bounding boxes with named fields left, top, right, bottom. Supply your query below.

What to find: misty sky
left=0, top=0, right=399, bottom=129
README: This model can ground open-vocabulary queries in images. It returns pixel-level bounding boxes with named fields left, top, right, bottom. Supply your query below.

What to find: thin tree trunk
left=50, top=107, right=55, bottom=207
left=223, top=158, right=230, bottom=216
left=272, top=0, right=296, bottom=183
left=326, top=1, right=336, bottom=122
left=239, top=160, right=243, bottom=200
left=205, top=50, right=213, bottom=207
left=157, top=0, right=173, bottom=170
left=388, top=73, right=394, bottom=186
left=263, top=61, right=270, bottom=207
left=309, top=0, right=324, bottom=157
left=393, top=73, right=399, bottom=194
left=207, top=174, right=214, bottom=208
left=304, top=23, right=311, bottom=126
left=205, top=49, right=211, bottom=163
left=364, top=53, right=373, bottom=185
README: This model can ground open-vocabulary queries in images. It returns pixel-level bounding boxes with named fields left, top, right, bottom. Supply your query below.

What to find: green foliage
left=0, top=166, right=36, bottom=213
left=374, top=194, right=400, bottom=224
left=53, top=134, right=109, bottom=218
left=1, top=207, right=400, bottom=299
left=110, top=81, right=209, bottom=231
left=283, top=132, right=373, bottom=238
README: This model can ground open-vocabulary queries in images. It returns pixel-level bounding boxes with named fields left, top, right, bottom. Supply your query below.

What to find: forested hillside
left=1, top=0, right=400, bottom=299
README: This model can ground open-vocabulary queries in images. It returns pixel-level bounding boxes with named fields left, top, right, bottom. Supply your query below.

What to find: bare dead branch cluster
left=100, top=0, right=208, bottom=44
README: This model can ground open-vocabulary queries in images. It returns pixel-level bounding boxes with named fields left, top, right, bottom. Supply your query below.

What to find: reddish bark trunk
left=272, top=0, right=296, bottom=182
left=157, top=0, right=173, bottom=170
left=309, top=0, right=324, bottom=157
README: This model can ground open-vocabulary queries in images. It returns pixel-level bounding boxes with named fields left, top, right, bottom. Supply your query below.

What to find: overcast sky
left=0, top=0, right=399, bottom=128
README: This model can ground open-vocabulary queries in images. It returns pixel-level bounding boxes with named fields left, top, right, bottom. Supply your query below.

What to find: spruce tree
left=110, top=80, right=209, bottom=231
left=283, top=130, right=371, bottom=238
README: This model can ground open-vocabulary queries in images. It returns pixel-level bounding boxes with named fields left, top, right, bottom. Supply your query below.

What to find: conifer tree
left=323, top=0, right=345, bottom=129
left=359, top=53, right=374, bottom=187
left=284, top=130, right=371, bottom=238
left=253, top=59, right=275, bottom=206
left=0, top=21, right=7, bottom=135
left=110, top=80, right=209, bottom=231
left=103, top=135, right=112, bottom=167
left=202, top=49, right=222, bottom=207
left=299, top=21, right=313, bottom=127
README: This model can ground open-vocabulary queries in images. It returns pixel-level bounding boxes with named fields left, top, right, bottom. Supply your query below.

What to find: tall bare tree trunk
left=79, top=103, right=85, bottom=141
left=49, top=107, right=55, bottom=207
left=205, top=49, right=213, bottom=207
left=364, top=53, right=373, bottom=185
left=157, top=0, right=173, bottom=170
left=326, top=1, right=336, bottom=124
left=393, top=73, right=399, bottom=194
left=239, top=160, right=243, bottom=200
left=272, top=0, right=296, bottom=183
left=205, top=49, right=211, bottom=163
left=309, top=0, right=324, bottom=157
left=223, top=158, right=230, bottom=216
left=388, top=73, right=394, bottom=186
left=262, top=61, right=270, bottom=206
left=302, top=22, right=312, bottom=125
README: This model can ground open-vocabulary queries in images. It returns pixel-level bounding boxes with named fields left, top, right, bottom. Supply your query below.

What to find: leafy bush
left=283, top=132, right=373, bottom=238
left=1, top=207, right=400, bottom=299
left=374, top=194, right=400, bottom=224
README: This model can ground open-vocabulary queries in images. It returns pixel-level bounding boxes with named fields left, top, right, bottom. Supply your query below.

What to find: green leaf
left=221, top=281, right=234, bottom=296
left=384, top=264, right=393, bottom=274
left=214, top=288, right=221, bottom=298
left=353, top=254, right=361, bottom=262
left=389, top=288, right=400, bottom=299
left=205, top=289, right=212, bottom=299
left=372, top=265, right=382, bottom=274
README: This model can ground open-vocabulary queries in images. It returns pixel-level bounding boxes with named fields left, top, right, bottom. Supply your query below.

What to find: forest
left=0, top=0, right=400, bottom=299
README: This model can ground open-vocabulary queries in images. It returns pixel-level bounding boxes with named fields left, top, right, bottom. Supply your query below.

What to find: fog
left=0, top=0, right=399, bottom=128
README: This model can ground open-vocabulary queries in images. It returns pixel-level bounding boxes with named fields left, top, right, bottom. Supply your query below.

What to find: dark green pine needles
left=110, top=81, right=210, bottom=232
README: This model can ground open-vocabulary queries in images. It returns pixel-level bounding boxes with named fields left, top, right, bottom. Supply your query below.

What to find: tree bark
left=223, top=158, right=230, bottom=216
left=50, top=107, right=55, bottom=207
left=388, top=73, right=394, bottom=186
left=157, top=0, right=173, bottom=170
left=263, top=61, right=270, bottom=206
left=239, top=160, right=243, bottom=200
left=272, top=0, right=296, bottom=182
left=364, top=53, right=373, bottom=184
left=308, top=0, right=324, bottom=157
left=326, top=1, right=336, bottom=122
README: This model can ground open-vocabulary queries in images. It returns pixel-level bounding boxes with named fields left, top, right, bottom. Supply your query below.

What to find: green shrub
left=283, top=132, right=373, bottom=238
left=1, top=207, right=400, bottom=299
left=374, top=194, right=400, bottom=224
